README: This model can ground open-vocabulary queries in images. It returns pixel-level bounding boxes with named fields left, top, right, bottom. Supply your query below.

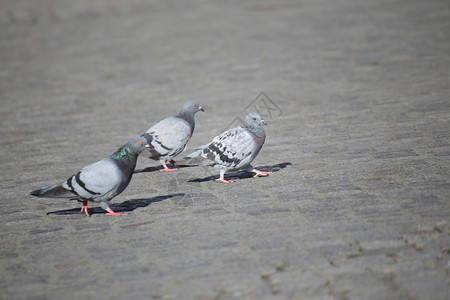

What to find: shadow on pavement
left=134, top=162, right=178, bottom=173
left=134, top=166, right=164, bottom=173
left=46, top=193, right=184, bottom=216
left=187, top=162, right=292, bottom=183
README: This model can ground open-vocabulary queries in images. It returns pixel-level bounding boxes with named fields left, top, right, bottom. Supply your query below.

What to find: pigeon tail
left=175, top=144, right=213, bottom=166
left=184, top=144, right=207, bottom=159
left=29, top=183, right=75, bottom=198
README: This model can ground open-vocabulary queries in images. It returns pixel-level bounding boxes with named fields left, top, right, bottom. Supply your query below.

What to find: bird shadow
left=46, top=193, right=184, bottom=216
left=134, top=166, right=164, bottom=173
left=187, top=162, right=292, bottom=183
left=134, top=162, right=178, bottom=174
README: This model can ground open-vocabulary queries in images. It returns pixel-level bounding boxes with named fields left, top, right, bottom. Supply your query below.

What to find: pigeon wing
left=66, top=159, right=123, bottom=200
left=145, top=117, right=192, bottom=158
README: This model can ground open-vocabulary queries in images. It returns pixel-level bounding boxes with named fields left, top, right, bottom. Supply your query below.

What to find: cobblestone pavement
left=1, top=0, right=449, bottom=299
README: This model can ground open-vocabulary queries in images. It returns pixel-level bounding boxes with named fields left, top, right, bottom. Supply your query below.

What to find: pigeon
left=176, top=112, right=272, bottom=183
left=143, top=101, right=204, bottom=171
left=29, top=135, right=150, bottom=216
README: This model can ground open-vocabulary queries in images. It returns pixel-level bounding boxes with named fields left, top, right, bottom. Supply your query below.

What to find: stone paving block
left=1, top=0, right=450, bottom=299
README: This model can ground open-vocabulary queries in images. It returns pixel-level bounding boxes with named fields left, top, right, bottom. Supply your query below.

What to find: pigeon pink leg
left=215, top=171, right=234, bottom=183
left=160, top=160, right=178, bottom=172
left=105, top=208, right=127, bottom=216
left=78, top=200, right=90, bottom=217
left=251, top=169, right=272, bottom=178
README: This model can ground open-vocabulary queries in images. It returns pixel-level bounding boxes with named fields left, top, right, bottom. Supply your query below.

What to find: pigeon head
left=245, top=113, right=267, bottom=128
left=181, top=101, right=204, bottom=115
left=126, top=136, right=150, bottom=152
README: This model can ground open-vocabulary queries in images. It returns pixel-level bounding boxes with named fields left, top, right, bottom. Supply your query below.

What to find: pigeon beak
left=199, top=106, right=205, bottom=112
left=145, top=144, right=150, bottom=148
left=261, top=119, right=267, bottom=125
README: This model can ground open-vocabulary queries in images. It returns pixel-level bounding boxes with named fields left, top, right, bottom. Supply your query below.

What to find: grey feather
left=29, top=136, right=150, bottom=215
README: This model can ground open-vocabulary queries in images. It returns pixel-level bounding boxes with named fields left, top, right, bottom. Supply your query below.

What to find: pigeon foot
left=160, top=161, right=178, bottom=172
left=215, top=174, right=234, bottom=183
left=251, top=169, right=272, bottom=178
left=106, top=209, right=127, bottom=216
left=160, top=167, right=178, bottom=172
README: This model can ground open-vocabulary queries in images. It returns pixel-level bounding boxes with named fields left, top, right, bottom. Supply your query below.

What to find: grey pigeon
left=143, top=101, right=204, bottom=171
left=176, top=113, right=272, bottom=183
left=29, top=135, right=150, bottom=216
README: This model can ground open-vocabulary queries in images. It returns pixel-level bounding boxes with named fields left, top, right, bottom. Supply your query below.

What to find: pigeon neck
left=176, top=111, right=195, bottom=132
left=246, top=125, right=266, bottom=144
left=111, top=146, right=139, bottom=164
left=246, top=124, right=264, bottom=135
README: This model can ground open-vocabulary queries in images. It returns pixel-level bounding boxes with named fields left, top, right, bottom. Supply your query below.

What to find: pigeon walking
left=143, top=101, right=204, bottom=171
left=29, top=135, right=150, bottom=216
left=176, top=113, right=272, bottom=183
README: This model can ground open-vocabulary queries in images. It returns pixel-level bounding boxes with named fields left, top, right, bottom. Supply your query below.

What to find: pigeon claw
left=252, top=169, right=272, bottom=178
left=160, top=168, right=178, bottom=172
left=215, top=178, right=234, bottom=183
left=215, top=174, right=234, bottom=183
left=105, top=209, right=127, bottom=216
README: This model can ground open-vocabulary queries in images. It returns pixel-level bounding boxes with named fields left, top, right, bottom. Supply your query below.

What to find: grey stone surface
left=1, top=0, right=449, bottom=299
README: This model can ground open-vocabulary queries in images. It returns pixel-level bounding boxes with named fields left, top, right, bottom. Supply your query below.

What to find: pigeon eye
left=137, top=141, right=142, bottom=145
left=253, top=117, right=257, bottom=120
left=194, top=104, right=197, bottom=107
